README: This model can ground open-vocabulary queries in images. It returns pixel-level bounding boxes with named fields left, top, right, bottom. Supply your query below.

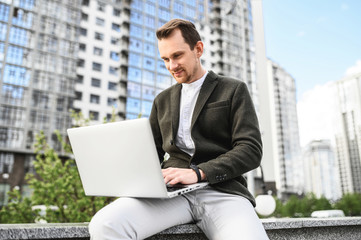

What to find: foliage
left=265, top=192, right=360, bottom=219
left=334, top=193, right=361, bottom=216
left=0, top=188, right=38, bottom=223
left=0, top=111, right=115, bottom=223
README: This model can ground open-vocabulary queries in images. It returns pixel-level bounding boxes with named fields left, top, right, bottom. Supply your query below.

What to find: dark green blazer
left=149, top=71, right=262, bottom=206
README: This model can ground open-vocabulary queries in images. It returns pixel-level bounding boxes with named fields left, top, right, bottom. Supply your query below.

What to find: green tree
left=0, top=111, right=115, bottom=223
left=334, top=193, right=361, bottom=216
left=275, top=193, right=333, bottom=218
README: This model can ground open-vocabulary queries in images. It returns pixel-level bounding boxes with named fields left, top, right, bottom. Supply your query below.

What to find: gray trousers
left=89, top=187, right=269, bottom=240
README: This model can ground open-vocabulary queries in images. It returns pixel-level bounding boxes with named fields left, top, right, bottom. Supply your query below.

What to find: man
left=89, top=19, right=269, bottom=240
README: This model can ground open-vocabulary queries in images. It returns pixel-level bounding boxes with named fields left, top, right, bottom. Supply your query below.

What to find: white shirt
left=175, top=71, right=208, bottom=156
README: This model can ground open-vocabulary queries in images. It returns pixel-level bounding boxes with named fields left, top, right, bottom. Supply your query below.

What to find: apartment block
left=303, top=140, right=341, bottom=200
left=265, top=59, right=302, bottom=199
left=334, top=72, right=361, bottom=194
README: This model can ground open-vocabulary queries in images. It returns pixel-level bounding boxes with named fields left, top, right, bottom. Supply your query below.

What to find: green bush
left=0, top=111, right=115, bottom=223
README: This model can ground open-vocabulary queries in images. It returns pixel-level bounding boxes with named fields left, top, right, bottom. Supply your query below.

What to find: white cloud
left=345, top=60, right=361, bottom=76
left=297, top=82, right=336, bottom=147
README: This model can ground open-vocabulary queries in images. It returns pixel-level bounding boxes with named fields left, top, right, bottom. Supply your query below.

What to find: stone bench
left=1, top=217, right=361, bottom=239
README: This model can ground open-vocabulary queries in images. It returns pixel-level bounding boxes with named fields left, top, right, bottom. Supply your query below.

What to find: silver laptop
left=67, top=118, right=208, bottom=198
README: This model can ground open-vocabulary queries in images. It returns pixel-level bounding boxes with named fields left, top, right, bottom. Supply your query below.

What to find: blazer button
left=170, top=140, right=174, bottom=145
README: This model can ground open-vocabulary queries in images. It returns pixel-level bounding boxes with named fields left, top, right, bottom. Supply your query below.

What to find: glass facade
left=124, top=0, right=202, bottom=119
left=0, top=0, right=79, bottom=166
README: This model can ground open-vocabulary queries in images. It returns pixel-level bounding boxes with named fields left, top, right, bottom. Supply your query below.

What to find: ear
left=194, top=41, right=204, bottom=58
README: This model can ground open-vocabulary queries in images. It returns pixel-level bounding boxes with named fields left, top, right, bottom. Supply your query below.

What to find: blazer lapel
left=171, top=83, right=182, bottom=140
left=191, top=71, right=218, bottom=128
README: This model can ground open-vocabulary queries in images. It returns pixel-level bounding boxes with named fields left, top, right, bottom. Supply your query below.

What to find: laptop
left=67, top=118, right=208, bottom=198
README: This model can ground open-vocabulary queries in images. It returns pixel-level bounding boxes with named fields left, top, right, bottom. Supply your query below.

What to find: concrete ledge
left=1, top=217, right=361, bottom=240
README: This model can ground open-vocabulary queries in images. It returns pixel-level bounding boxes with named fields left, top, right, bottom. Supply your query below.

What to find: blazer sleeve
left=197, top=82, right=263, bottom=184
left=149, top=99, right=166, bottom=163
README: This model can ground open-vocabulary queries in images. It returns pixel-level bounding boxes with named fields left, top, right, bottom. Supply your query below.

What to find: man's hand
left=162, top=167, right=206, bottom=185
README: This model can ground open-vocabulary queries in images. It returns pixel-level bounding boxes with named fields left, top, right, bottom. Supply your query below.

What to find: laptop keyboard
left=166, top=185, right=187, bottom=192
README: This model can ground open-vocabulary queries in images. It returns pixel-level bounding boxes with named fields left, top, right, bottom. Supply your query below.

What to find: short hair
left=156, top=19, right=201, bottom=50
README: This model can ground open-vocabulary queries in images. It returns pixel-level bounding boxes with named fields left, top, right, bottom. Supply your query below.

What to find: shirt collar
left=181, top=71, right=208, bottom=91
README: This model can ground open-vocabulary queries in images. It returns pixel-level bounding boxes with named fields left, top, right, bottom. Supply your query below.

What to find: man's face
left=158, top=29, right=203, bottom=84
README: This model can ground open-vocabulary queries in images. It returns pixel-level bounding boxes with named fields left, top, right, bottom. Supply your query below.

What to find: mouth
left=173, top=69, right=183, bottom=77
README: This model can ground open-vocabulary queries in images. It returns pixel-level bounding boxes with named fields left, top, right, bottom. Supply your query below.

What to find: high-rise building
left=334, top=72, right=361, bottom=194
left=303, top=140, right=341, bottom=200
left=0, top=0, right=81, bottom=205
left=265, top=59, right=302, bottom=199
left=75, top=0, right=259, bottom=122
left=0, top=0, right=263, bottom=204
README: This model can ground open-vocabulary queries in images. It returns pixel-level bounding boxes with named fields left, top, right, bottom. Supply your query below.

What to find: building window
left=174, top=2, right=183, bottom=13
left=90, top=94, right=100, bottom=104
left=127, top=82, right=141, bottom=98
left=108, top=82, right=117, bottom=91
left=129, top=38, right=142, bottom=52
left=145, top=3, right=155, bottom=15
left=111, top=37, right=118, bottom=45
left=128, top=67, right=142, bottom=83
left=77, top=59, right=85, bottom=67
left=144, top=29, right=155, bottom=42
left=126, top=98, right=140, bottom=114
left=130, top=25, right=142, bottom=38
left=143, top=70, right=155, bottom=85
left=76, top=75, right=84, bottom=84
left=79, top=28, right=87, bottom=36
left=142, top=100, right=153, bottom=116
left=157, top=60, right=169, bottom=74
left=159, top=8, right=170, bottom=21
left=157, top=74, right=171, bottom=89
left=110, top=51, right=120, bottom=61
left=82, top=0, right=89, bottom=6
left=143, top=86, right=155, bottom=100
left=95, top=32, right=104, bottom=41
left=89, top=111, right=99, bottom=120
left=129, top=53, right=142, bottom=68
left=91, top=78, right=101, bottom=87
left=145, top=16, right=155, bottom=29
left=95, top=17, right=105, bottom=26
left=130, top=11, right=142, bottom=25
left=97, top=1, right=105, bottom=12
left=112, top=23, right=120, bottom=32
left=144, top=43, right=154, bottom=56
left=79, top=43, right=86, bottom=51
left=131, top=0, right=143, bottom=11
left=75, top=91, right=82, bottom=100
left=107, top=98, right=117, bottom=107
left=92, top=62, right=102, bottom=71
left=159, top=0, right=170, bottom=8
left=109, top=66, right=118, bottom=76
left=143, top=57, right=155, bottom=71
left=81, top=12, right=88, bottom=21
left=93, top=47, right=103, bottom=56
left=113, top=8, right=121, bottom=17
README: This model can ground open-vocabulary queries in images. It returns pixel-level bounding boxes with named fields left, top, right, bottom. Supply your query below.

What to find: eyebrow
left=161, top=51, right=184, bottom=60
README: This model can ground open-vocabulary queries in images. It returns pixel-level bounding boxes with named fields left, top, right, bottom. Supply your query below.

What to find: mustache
left=171, top=68, right=183, bottom=74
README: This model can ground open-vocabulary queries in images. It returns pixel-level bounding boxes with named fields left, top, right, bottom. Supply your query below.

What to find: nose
left=169, top=60, right=178, bottom=71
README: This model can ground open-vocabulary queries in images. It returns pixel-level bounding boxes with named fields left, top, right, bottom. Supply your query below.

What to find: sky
left=261, top=0, right=361, bottom=146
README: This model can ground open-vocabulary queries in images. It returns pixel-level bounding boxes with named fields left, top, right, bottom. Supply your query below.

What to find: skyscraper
left=0, top=0, right=81, bottom=204
left=265, top=59, right=302, bottom=199
left=303, top=140, right=341, bottom=200
left=334, top=72, right=361, bottom=194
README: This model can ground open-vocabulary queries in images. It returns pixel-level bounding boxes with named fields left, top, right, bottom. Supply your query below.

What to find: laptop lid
left=67, top=118, right=170, bottom=198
